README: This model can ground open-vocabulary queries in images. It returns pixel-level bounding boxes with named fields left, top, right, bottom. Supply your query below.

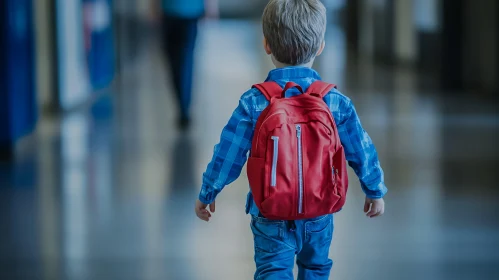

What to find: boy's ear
left=316, top=41, right=326, bottom=56
left=263, top=37, right=272, bottom=55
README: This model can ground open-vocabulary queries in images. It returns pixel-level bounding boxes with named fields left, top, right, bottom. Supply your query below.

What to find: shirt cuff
left=363, top=181, right=388, bottom=199
left=198, top=193, right=213, bottom=205
left=198, top=184, right=220, bottom=204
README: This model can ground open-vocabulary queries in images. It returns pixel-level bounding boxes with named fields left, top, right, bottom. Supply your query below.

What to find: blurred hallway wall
left=348, top=0, right=499, bottom=94
left=463, top=0, right=498, bottom=93
left=394, top=0, right=416, bottom=63
left=127, top=0, right=267, bottom=19
left=218, top=0, right=267, bottom=17
left=34, top=0, right=57, bottom=113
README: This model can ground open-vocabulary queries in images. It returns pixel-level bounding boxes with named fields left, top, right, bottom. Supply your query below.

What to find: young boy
left=195, top=0, right=387, bottom=279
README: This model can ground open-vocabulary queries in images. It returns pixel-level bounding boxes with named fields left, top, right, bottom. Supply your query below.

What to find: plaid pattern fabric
left=199, top=67, right=387, bottom=213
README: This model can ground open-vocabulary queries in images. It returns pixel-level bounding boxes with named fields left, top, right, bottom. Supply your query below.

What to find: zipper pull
left=296, top=124, right=301, bottom=137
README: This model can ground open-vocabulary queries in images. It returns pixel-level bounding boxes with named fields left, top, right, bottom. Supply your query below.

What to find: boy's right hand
left=364, top=197, right=385, bottom=218
left=195, top=199, right=216, bottom=222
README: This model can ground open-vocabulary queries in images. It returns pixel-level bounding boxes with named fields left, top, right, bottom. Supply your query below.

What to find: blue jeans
left=250, top=214, right=334, bottom=280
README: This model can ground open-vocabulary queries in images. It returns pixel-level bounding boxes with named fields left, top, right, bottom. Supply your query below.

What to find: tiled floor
left=0, top=19, right=498, bottom=280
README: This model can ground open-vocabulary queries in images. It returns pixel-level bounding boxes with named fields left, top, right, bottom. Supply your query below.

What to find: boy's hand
left=364, top=197, right=385, bottom=218
left=195, top=199, right=216, bottom=222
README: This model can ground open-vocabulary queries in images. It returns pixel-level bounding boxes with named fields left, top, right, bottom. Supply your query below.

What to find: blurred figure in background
left=151, top=0, right=219, bottom=130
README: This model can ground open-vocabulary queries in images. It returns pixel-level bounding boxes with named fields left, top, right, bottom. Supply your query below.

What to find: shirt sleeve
left=337, top=100, right=388, bottom=199
left=198, top=99, right=254, bottom=204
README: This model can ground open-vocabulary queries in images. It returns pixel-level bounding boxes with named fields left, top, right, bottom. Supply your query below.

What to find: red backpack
left=247, top=81, right=348, bottom=220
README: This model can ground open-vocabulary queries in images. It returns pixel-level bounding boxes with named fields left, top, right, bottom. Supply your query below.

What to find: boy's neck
left=272, top=56, right=315, bottom=69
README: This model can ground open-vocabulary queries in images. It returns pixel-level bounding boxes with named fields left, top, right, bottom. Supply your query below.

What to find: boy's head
left=262, top=0, right=327, bottom=66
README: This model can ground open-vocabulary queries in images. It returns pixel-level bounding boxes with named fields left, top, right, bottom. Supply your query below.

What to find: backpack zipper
left=270, top=136, right=279, bottom=187
left=296, top=124, right=304, bottom=214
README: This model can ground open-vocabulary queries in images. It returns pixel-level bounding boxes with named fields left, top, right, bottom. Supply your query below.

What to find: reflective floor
left=1, top=20, right=499, bottom=280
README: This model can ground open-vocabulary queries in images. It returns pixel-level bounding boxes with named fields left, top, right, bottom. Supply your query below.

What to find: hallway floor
left=1, top=20, right=498, bottom=280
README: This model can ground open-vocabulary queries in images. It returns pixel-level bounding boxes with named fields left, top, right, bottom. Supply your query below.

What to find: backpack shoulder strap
left=252, top=82, right=283, bottom=101
left=306, top=81, right=337, bottom=98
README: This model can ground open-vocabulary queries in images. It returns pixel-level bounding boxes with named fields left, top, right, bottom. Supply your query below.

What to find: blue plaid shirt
left=199, top=67, right=387, bottom=216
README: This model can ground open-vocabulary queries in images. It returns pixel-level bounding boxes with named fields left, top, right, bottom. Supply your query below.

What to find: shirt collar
left=265, top=66, right=322, bottom=81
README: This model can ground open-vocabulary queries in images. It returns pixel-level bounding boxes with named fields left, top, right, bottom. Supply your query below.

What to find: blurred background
left=0, top=0, right=498, bottom=279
